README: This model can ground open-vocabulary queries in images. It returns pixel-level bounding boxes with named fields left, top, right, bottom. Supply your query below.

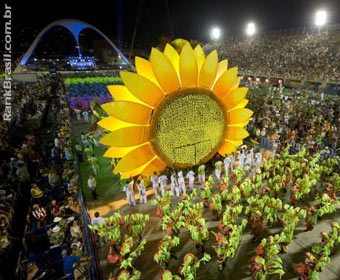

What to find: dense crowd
left=0, top=80, right=48, bottom=140
left=246, top=84, right=340, bottom=157
left=0, top=78, right=91, bottom=280
left=1, top=31, right=340, bottom=279
left=90, top=144, right=340, bottom=280
left=206, top=30, right=340, bottom=82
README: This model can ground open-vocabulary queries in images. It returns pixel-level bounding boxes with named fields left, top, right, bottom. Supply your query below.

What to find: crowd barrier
left=69, top=112, right=101, bottom=280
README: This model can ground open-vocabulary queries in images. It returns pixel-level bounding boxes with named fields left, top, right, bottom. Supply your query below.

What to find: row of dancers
left=122, top=147, right=263, bottom=206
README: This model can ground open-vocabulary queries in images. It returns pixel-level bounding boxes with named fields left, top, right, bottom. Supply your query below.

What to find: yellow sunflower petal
left=228, top=99, right=249, bottom=112
left=179, top=43, right=198, bottom=87
left=228, top=108, right=253, bottom=125
left=141, top=157, right=167, bottom=176
left=101, top=101, right=151, bottom=125
left=164, top=43, right=180, bottom=75
left=150, top=48, right=180, bottom=94
left=103, top=145, right=143, bottom=158
left=225, top=127, right=249, bottom=141
left=226, top=139, right=243, bottom=146
left=218, top=141, right=236, bottom=156
left=199, top=50, right=218, bottom=89
left=107, top=85, right=146, bottom=105
left=98, top=116, right=134, bottom=131
left=222, top=87, right=248, bottom=110
left=120, top=162, right=151, bottom=179
left=120, top=72, right=164, bottom=108
left=213, top=67, right=238, bottom=98
left=135, top=57, right=160, bottom=86
left=194, top=45, right=205, bottom=73
left=215, top=59, right=228, bottom=81
left=114, top=144, right=155, bottom=173
left=228, top=77, right=241, bottom=94
left=228, top=120, right=250, bottom=128
left=99, top=126, right=150, bottom=147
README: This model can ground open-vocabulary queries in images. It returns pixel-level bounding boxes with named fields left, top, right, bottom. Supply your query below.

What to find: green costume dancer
left=88, top=156, right=99, bottom=176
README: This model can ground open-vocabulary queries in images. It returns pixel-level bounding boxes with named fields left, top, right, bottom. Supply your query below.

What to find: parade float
left=98, top=40, right=252, bottom=178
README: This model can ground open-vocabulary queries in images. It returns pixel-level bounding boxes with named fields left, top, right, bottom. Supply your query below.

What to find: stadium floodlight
left=315, top=10, right=327, bottom=26
left=211, top=27, right=221, bottom=40
left=246, top=22, right=256, bottom=36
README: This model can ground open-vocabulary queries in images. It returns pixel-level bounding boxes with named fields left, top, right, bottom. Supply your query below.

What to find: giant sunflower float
left=98, top=41, right=253, bottom=179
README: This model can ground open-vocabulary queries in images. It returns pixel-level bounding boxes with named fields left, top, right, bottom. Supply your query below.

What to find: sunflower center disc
left=151, top=88, right=226, bottom=168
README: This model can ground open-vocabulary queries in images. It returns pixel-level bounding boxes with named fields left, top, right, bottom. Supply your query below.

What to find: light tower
left=246, top=22, right=256, bottom=36
left=211, top=27, right=221, bottom=40
left=315, top=10, right=327, bottom=27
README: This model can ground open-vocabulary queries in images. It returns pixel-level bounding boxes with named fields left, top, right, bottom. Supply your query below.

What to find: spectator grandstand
left=0, top=77, right=94, bottom=280
left=206, top=28, right=340, bottom=83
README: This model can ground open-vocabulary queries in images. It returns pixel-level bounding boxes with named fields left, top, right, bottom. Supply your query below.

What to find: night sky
left=10, top=0, right=340, bottom=51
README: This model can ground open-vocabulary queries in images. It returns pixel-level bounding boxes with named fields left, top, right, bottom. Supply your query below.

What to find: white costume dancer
left=123, top=180, right=136, bottom=206
left=255, top=152, right=262, bottom=169
left=186, top=170, right=195, bottom=190
left=138, top=180, right=147, bottom=204
left=245, top=148, right=254, bottom=167
left=224, top=156, right=232, bottom=175
left=229, top=154, right=235, bottom=171
left=178, top=171, right=186, bottom=194
left=238, top=152, right=246, bottom=169
left=214, top=161, right=223, bottom=181
left=74, top=108, right=81, bottom=120
left=150, top=173, right=159, bottom=198
left=82, top=111, right=89, bottom=122
left=198, top=165, right=205, bottom=184
left=170, top=173, right=178, bottom=196
left=158, top=175, right=168, bottom=197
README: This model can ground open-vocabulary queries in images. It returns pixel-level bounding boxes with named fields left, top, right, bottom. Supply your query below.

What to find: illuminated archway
left=19, top=19, right=131, bottom=66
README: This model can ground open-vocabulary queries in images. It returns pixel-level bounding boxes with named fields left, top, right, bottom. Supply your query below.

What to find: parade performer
left=178, top=170, right=186, bottom=194
left=223, top=156, right=232, bottom=175
left=186, top=170, right=195, bottom=190
left=229, top=153, right=235, bottom=171
left=295, top=252, right=316, bottom=280
left=215, top=160, right=223, bottom=182
left=82, top=110, right=89, bottom=122
left=250, top=236, right=285, bottom=279
left=198, top=164, right=206, bottom=185
left=87, top=174, right=97, bottom=200
left=137, top=180, right=147, bottom=204
left=153, top=235, right=180, bottom=269
left=170, top=172, right=178, bottom=196
left=238, top=151, right=246, bottom=169
left=250, top=211, right=263, bottom=242
left=123, top=179, right=136, bottom=206
left=84, top=146, right=93, bottom=160
left=249, top=244, right=265, bottom=279
left=158, top=174, right=168, bottom=197
left=200, top=181, right=212, bottom=206
left=151, top=172, right=160, bottom=198
left=178, top=253, right=211, bottom=280
left=255, top=152, right=262, bottom=170
left=303, top=205, right=317, bottom=231
left=245, top=148, right=254, bottom=167
left=88, top=155, right=99, bottom=176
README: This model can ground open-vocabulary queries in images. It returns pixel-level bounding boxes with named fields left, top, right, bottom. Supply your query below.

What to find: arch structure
left=19, top=19, right=131, bottom=66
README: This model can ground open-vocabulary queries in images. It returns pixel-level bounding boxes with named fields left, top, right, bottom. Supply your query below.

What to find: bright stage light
left=246, top=22, right=256, bottom=36
left=315, top=10, right=327, bottom=26
left=211, top=27, right=221, bottom=40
